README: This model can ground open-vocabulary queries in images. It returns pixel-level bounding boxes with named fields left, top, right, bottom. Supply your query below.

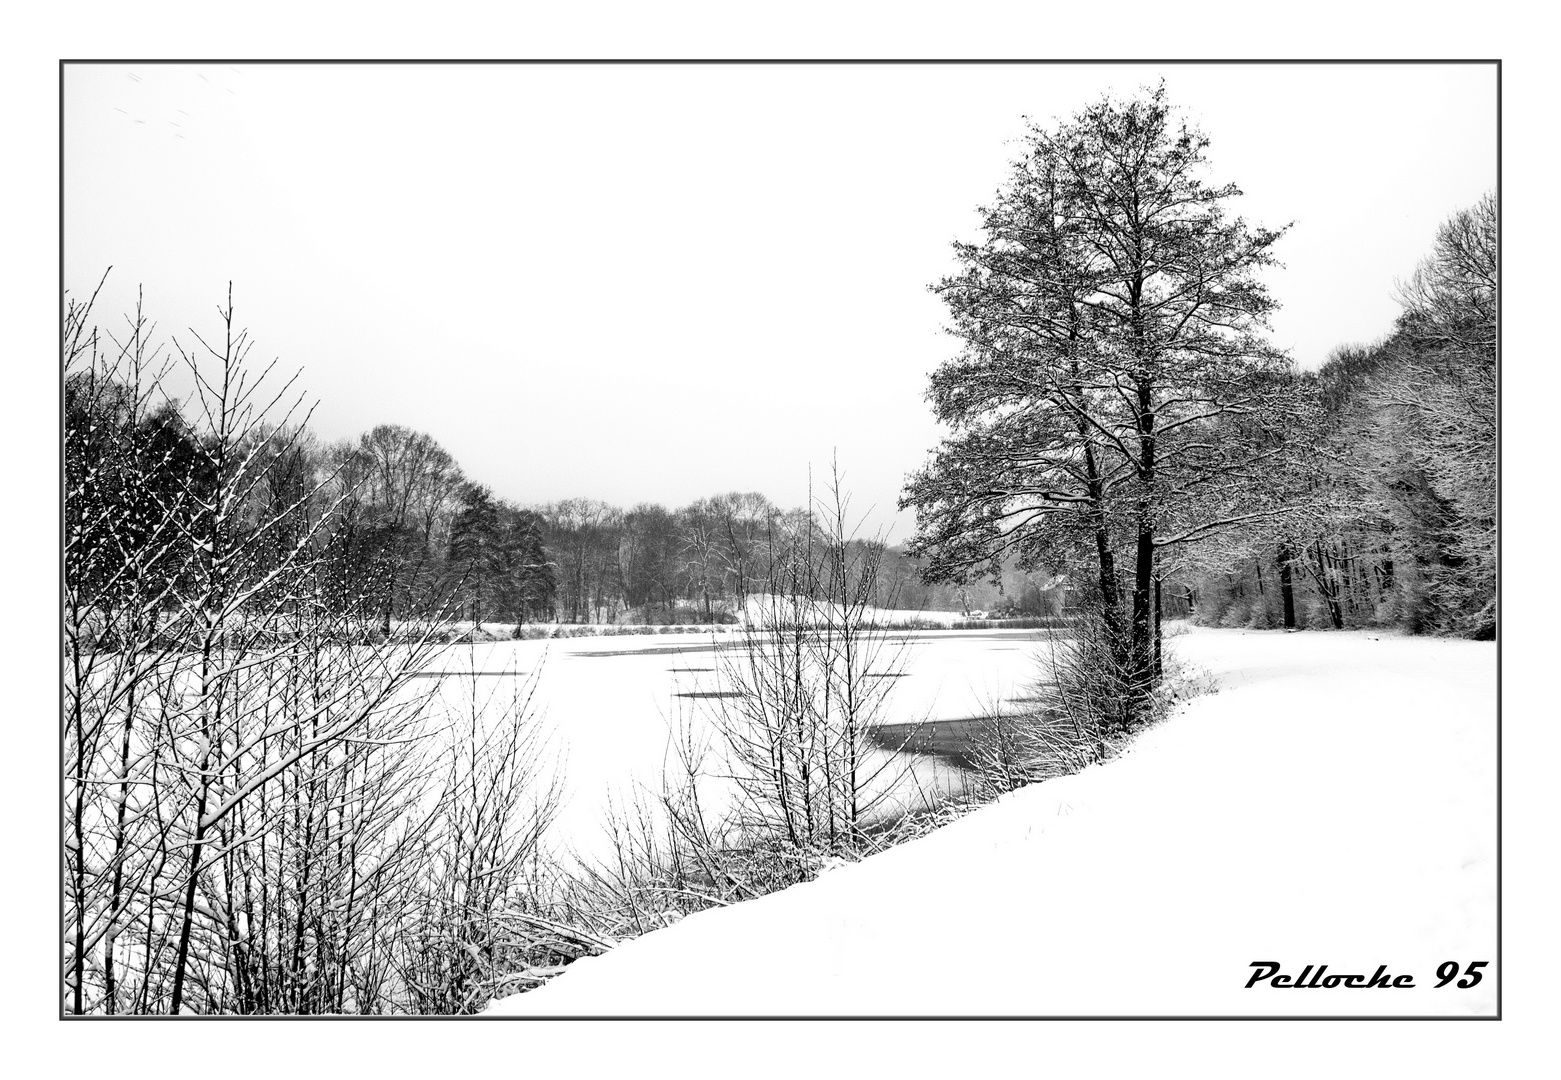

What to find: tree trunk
left=1131, top=367, right=1156, bottom=690
left=1077, top=376, right=1128, bottom=670
left=1132, top=521, right=1154, bottom=682
left=1277, top=542, right=1297, bottom=629
left=1312, top=541, right=1344, bottom=630
left=1153, top=570, right=1163, bottom=678
left=1095, top=533, right=1122, bottom=630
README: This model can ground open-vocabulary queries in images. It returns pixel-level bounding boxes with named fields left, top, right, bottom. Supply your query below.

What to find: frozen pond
left=421, top=628, right=1062, bottom=866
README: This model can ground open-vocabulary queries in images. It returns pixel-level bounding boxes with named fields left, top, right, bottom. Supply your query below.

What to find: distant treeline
left=65, top=391, right=1060, bottom=631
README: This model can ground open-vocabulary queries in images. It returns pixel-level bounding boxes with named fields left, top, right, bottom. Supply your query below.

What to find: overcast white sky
left=64, top=62, right=1495, bottom=540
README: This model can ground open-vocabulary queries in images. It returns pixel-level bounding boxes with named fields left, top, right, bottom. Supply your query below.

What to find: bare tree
left=393, top=660, right=564, bottom=1013
left=663, top=466, right=921, bottom=889
left=64, top=284, right=543, bottom=1014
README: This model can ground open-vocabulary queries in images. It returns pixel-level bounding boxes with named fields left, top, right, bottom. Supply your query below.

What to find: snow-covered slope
left=486, top=627, right=1497, bottom=1017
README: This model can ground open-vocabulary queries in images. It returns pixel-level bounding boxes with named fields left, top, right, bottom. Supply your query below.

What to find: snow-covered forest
left=62, top=78, right=1496, bottom=1017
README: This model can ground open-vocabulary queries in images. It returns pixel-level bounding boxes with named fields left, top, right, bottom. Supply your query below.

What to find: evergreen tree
left=497, top=505, right=556, bottom=624
left=448, top=483, right=503, bottom=626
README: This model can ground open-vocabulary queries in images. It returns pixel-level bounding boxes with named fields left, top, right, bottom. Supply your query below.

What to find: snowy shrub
left=655, top=467, right=923, bottom=896
left=966, top=703, right=1099, bottom=798
left=63, top=290, right=578, bottom=1016
left=1043, top=597, right=1146, bottom=741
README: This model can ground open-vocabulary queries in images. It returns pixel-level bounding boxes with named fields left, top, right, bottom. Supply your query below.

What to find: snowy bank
left=486, top=627, right=1496, bottom=1017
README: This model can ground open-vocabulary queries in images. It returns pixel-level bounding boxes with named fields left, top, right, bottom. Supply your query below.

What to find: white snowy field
left=486, top=626, right=1497, bottom=1017
left=427, top=628, right=1055, bottom=865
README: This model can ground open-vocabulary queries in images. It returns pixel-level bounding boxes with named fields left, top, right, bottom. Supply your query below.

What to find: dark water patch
left=675, top=691, right=745, bottom=700
left=870, top=698, right=1061, bottom=768
left=865, top=672, right=910, bottom=679
left=573, top=643, right=722, bottom=657
left=870, top=719, right=991, bottom=768
left=669, top=666, right=716, bottom=673
left=408, top=670, right=531, bottom=678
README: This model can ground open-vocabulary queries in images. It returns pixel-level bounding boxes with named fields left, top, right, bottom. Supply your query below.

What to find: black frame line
left=57, top=56, right=1498, bottom=1023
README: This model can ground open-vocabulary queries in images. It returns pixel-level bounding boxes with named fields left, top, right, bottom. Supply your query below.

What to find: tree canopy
left=904, top=85, right=1300, bottom=700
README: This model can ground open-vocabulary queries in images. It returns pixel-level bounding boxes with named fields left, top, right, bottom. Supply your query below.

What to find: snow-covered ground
left=486, top=626, right=1497, bottom=1016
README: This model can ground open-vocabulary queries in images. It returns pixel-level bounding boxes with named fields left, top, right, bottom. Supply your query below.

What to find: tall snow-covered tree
left=904, top=85, right=1297, bottom=696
